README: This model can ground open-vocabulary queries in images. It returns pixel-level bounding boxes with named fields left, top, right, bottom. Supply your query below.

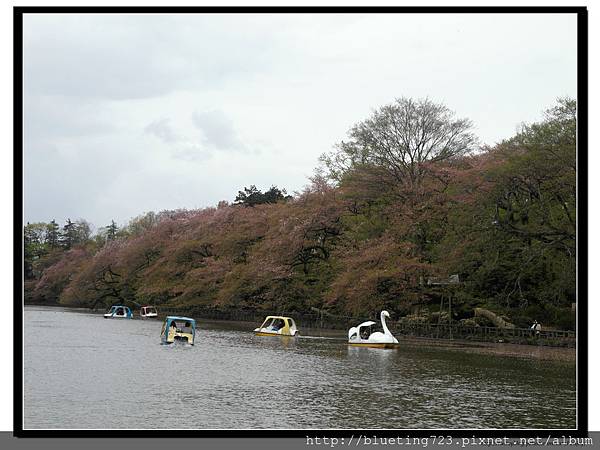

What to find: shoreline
left=396, top=336, right=575, bottom=363
left=24, top=304, right=576, bottom=362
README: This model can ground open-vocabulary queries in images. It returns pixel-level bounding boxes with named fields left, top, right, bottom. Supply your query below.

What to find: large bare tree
left=322, top=97, right=477, bottom=189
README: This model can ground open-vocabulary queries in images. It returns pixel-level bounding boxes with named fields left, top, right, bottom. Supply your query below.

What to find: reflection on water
left=24, top=306, right=576, bottom=429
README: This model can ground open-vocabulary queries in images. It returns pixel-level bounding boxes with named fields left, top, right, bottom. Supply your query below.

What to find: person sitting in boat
left=360, top=327, right=370, bottom=340
left=268, top=319, right=283, bottom=331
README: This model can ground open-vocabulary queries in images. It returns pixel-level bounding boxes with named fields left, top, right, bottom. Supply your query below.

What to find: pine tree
left=46, top=220, right=60, bottom=249
left=106, top=220, right=118, bottom=241
left=24, top=223, right=35, bottom=279
left=61, top=219, right=77, bottom=250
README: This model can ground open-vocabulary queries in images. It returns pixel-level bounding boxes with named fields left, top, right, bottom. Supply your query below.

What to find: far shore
left=24, top=304, right=576, bottom=363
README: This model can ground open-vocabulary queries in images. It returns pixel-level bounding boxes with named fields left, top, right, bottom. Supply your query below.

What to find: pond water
left=23, top=306, right=576, bottom=429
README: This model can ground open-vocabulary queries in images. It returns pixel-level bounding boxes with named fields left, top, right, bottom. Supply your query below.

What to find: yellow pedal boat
left=254, top=316, right=299, bottom=337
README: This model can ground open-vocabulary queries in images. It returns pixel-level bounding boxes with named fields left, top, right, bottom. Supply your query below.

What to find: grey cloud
left=144, top=117, right=214, bottom=161
left=25, top=94, right=115, bottom=141
left=144, top=118, right=181, bottom=143
left=24, top=135, right=144, bottom=226
left=172, top=144, right=212, bottom=162
left=192, top=110, right=246, bottom=152
left=24, top=15, right=288, bottom=101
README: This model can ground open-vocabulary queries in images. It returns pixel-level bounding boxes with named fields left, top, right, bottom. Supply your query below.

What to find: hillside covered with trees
left=24, top=97, right=577, bottom=330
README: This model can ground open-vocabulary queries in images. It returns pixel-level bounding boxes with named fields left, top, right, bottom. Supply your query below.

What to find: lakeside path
left=396, top=337, right=576, bottom=363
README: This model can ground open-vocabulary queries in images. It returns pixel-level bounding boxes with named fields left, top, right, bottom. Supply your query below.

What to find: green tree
left=106, top=220, right=118, bottom=241
left=435, top=98, right=576, bottom=320
left=24, top=223, right=36, bottom=279
left=234, top=185, right=289, bottom=207
left=492, top=97, right=576, bottom=256
left=46, top=220, right=60, bottom=249
left=61, top=219, right=77, bottom=250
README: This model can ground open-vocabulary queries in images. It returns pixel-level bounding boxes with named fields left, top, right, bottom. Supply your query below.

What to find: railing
left=394, top=322, right=575, bottom=342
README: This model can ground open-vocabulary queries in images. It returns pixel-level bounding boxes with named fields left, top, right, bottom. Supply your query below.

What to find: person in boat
left=268, top=319, right=284, bottom=332
left=360, top=327, right=370, bottom=340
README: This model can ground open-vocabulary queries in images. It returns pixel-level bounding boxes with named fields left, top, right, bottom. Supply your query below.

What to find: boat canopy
left=165, top=316, right=195, bottom=328
left=259, top=316, right=295, bottom=328
left=104, top=305, right=133, bottom=318
left=161, top=316, right=196, bottom=345
left=255, top=316, right=298, bottom=336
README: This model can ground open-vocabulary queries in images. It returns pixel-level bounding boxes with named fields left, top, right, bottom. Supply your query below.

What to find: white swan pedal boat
left=348, top=310, right=399, bottom=349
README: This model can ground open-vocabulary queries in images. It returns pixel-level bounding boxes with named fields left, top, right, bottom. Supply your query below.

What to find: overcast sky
left=23, top=13, right=577, bottom=229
